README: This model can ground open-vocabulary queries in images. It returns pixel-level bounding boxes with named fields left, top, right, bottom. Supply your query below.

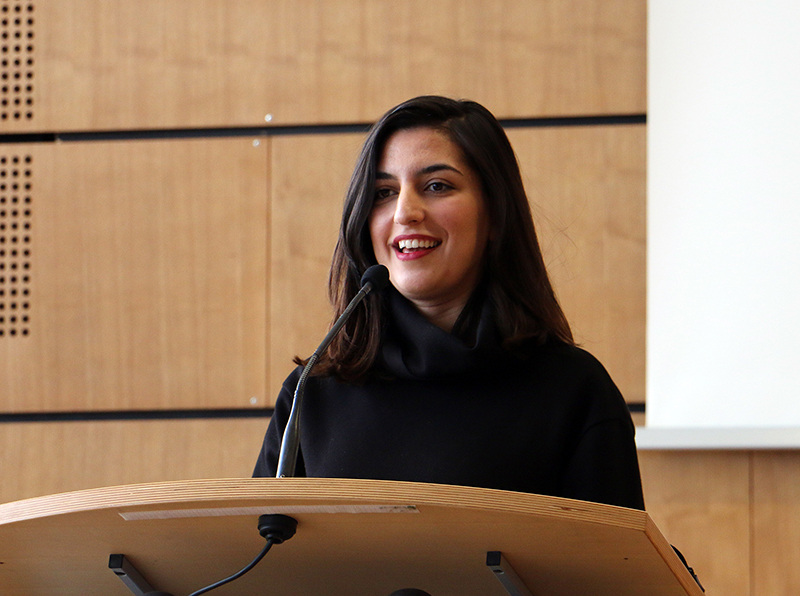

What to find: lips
left=392, top=234, right=441, bottom=260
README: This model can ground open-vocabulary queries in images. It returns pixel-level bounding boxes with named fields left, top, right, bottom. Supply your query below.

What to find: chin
left=391, top=274, right=437, bottom=298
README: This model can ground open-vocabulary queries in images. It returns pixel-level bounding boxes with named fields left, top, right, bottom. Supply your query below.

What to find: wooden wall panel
left=5, top=0, right=646, bottom=133
left=0, top=418, right=268, bottom=503
left=0, top=138, right=268, bottom=412
left=638, top=450, right=751, bottom=596
left=269, top=125, right=645, bottom=402
left=268, top=133, right=364, bottom=397
left=509, top=125, right=646, bottom=402
left=752, top=451, right=800, bottom=596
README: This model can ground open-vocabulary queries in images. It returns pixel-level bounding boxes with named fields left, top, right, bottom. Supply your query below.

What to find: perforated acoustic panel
left=1, top=0, right=34, bottom=123
left=0, top=153, right=32, bottom=338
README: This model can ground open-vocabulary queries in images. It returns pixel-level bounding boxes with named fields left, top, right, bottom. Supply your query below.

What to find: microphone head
left=360, top=264, right=390, bottom=293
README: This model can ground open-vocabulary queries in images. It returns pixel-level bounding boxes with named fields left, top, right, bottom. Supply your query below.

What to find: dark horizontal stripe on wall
left=0, top=132, right=58, bottom=143
left=55, top=123, right=375, bottom=142
left=627, top=402, right=645, bottom=414
left=500, top=114, right=646, bottom=129
left=0, top=114, right=646, bottom=144
left=0, top=123, right=373, bottom=144
left=0, top=408, right=274, bottom=423
left=1, top=403, right=644, bottom=422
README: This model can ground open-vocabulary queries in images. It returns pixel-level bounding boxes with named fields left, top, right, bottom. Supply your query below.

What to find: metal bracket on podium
left=109, top=554, right=174, bottom=596
left=486, top=551, right=534, bottom=596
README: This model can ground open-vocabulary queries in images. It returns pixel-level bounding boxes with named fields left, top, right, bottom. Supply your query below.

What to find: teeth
left=398, top=239, right=438, bottom=251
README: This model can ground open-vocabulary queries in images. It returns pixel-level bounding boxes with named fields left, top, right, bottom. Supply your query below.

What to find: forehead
left=377, top=127, right=467, bottom=172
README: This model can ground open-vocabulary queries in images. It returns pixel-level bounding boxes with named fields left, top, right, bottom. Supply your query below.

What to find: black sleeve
left=559, top=416, right=645, bottom=510
left=252, top=368, right=306, bottom=478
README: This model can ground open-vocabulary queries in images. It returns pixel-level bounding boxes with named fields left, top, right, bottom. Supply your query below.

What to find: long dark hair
left=310, top=96, right=573, bottom=381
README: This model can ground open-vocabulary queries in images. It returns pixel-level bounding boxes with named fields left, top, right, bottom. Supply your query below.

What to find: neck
left=411, top=296, right=469, bottom=333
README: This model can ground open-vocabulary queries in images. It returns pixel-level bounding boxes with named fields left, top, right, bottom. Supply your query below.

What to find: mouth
left=393, top=238, right=442, bottom=254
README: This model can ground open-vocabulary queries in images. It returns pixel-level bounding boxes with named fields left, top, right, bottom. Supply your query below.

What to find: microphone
left=275, top=264, right=390, bottom=478
left=360, top=262, right=391, bottom=293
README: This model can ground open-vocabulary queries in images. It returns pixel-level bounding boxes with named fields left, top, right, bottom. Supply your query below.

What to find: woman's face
left=368, top=127, right=491, bottom=318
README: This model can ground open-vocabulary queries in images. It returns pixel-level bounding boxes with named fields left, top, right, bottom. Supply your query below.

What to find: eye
left=426, top=180, right=452, bottom=193
left=374, top=187, right=396, bottom=203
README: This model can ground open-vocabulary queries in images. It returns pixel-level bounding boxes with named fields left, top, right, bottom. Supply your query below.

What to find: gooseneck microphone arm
left=275, top=264, right=390, bottom=478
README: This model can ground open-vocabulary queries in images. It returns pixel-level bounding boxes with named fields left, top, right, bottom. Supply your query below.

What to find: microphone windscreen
left=360, top=264, right=390, bottom=292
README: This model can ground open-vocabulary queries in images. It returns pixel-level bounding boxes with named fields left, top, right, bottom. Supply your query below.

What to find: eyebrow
left=375, top=163, right=464, bottom=180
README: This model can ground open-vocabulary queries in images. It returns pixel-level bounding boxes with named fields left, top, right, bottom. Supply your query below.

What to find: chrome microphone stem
left=275, top=282, right=375, bottom=478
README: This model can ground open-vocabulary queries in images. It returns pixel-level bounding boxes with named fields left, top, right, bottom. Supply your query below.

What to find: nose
left=393, top=188, right=425, bottom=225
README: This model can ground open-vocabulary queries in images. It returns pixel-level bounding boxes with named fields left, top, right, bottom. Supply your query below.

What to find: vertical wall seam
left=749, top=451, right=756, bottom=596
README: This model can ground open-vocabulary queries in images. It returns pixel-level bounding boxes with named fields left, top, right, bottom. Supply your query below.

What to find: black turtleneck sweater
left=253, top=289, right=644, bottom=510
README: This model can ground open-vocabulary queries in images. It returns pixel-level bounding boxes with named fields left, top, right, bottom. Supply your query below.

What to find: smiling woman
left=253, top=96, right=644, bottom=511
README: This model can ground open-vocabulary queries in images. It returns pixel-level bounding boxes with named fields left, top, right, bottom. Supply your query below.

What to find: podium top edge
left=0, top=477, right=647, bottom=530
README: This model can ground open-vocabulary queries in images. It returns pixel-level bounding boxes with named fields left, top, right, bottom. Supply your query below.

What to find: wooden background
left=1, top=1, right=797, bottom=594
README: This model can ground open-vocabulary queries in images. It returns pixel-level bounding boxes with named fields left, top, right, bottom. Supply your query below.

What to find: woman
left=254, top=96, right=644, bottom=510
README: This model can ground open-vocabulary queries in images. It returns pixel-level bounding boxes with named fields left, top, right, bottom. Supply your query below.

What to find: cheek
left=368, top=211, right=389, bottom=258
left=448, top=207, right=488, bottom=249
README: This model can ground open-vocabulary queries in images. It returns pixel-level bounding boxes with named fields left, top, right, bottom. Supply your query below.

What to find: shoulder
left=516, top=339, right=631, bottom=420
left=273, top=365, right=304, bottom=414
left=280, top=365, right=304, bottom=389
left=524, top=339, right=616, bottom=385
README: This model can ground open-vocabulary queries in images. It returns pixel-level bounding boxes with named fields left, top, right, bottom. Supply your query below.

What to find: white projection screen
left=644, top=0, right=800, bottom=445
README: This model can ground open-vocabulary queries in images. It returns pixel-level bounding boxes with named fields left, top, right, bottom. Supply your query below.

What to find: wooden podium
left=0, top=478, right=702, bottom=596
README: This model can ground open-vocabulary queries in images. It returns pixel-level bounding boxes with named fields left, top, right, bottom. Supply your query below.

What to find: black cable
left=186, top=538, right=276, bottom=596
